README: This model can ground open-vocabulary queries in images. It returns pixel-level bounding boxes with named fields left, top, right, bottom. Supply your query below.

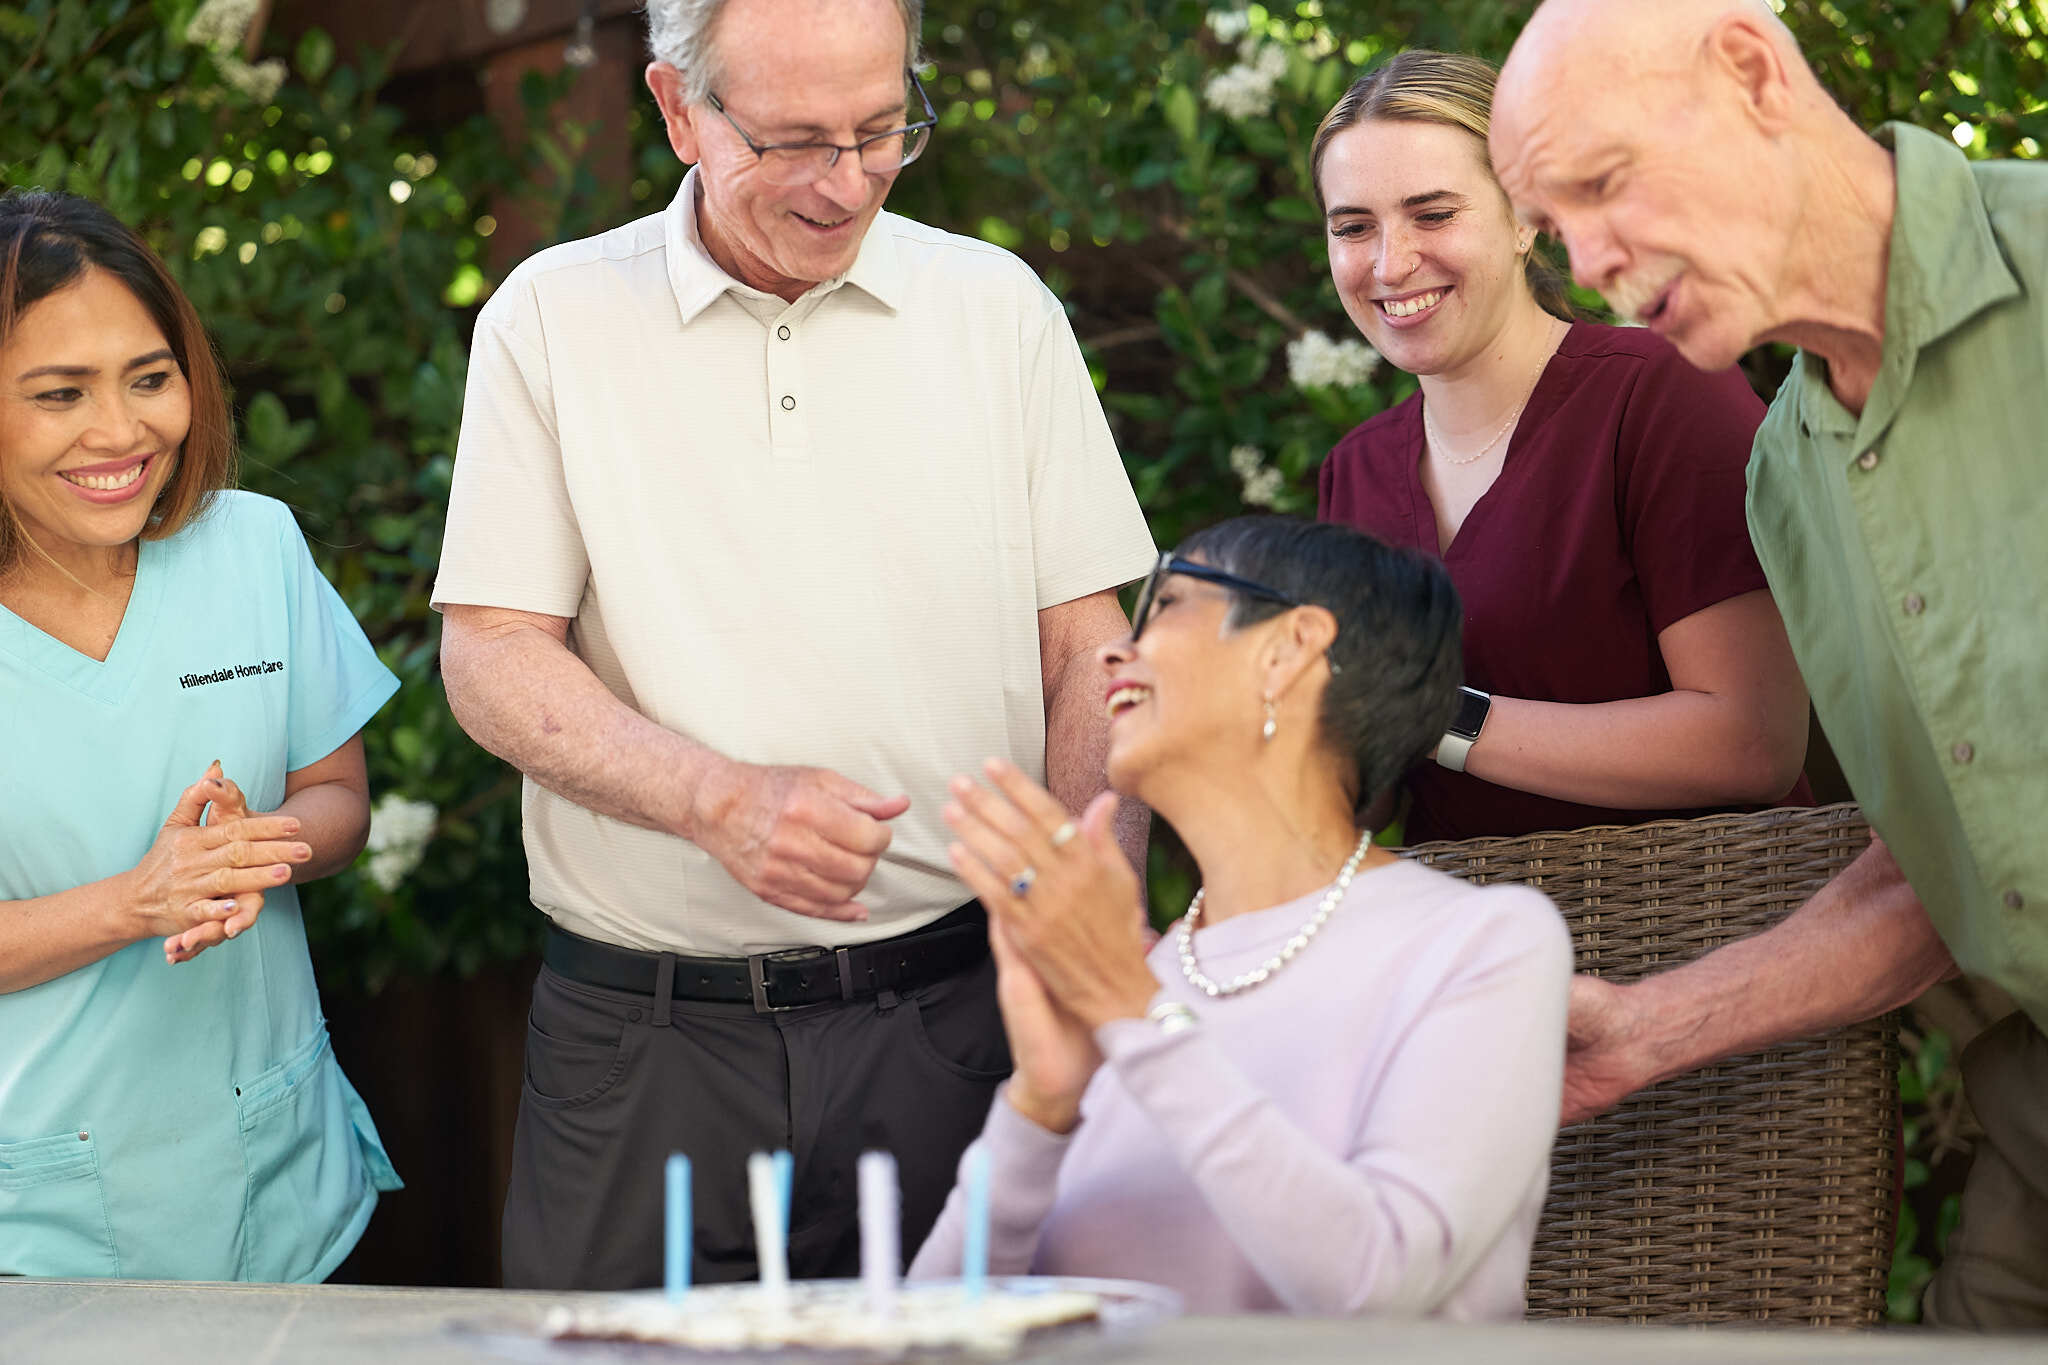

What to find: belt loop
left=652, top=953, right=676, bottom=1028
left=835, top=947, right=855, bottom=1002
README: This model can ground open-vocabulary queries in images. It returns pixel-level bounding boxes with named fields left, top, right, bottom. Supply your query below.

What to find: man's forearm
left=440, top=612, right=723, bottom=839
left=1624, top=836, right=1955, bottom=1082
left=1043, top=643, right=1149, bottom=877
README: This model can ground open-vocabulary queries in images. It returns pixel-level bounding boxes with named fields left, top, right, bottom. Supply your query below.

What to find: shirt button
left=780, top=395, right=796, bottom=411
left=777, top=325, right=791, bottom=340
left=1952, top=741, right=1974, bottom=764
left=1903, top=592, right=1925, bottom=616
left=2006, top=889, right=2026, bottom=911
left=1857, top=449, right=1880, bottom=471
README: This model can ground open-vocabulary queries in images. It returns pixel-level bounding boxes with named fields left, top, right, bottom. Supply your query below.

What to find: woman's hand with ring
left=944, top=759, right=1158, bottom=1032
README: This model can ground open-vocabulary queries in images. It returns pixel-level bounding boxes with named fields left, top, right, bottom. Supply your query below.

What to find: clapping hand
left=139, top=762, right=307, bottom=966
left=944, top=760, right=1160, bottom=1129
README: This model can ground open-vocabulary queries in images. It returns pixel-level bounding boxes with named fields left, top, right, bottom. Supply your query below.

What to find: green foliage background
left=4, top=0, right=2044, bottom=1316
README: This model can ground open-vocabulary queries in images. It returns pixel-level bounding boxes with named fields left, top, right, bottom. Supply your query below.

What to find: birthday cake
left=540, top=1279, right=1104, bottom=1357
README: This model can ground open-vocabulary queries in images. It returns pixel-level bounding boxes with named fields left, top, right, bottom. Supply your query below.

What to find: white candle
left=858, top=1150, right=900, bottom=1317
left=747, top=1151, right=790, bottom=1306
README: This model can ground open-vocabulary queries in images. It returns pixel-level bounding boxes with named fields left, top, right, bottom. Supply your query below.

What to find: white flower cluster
left=184, top=0, right=261, bottom=47
left=364, top=794, right=438, bottom=893
left=1286, top=329, right=1382, bottom=389
left=1202, top=39, right=1289, bottom=121
left=1227, top=443, right=1286, bottom=509
left=183, top=0, right=287, bottom=103
left=1205, top=7, right=1252, bottom=43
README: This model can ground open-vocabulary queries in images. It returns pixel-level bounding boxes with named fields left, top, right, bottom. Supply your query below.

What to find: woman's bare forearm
left=1464, top=688, right=1804, bottom=809
left=1461, top=590, right=1809, bottom=811
left=0, top=877, right=149, bottom=994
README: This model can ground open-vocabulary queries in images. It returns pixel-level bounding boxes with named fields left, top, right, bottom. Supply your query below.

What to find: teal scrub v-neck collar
left=0, top=537, right=166, bottom=705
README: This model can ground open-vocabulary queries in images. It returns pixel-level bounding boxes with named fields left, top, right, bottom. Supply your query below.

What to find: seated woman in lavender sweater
left=910, top=517, right=1571, bottom=1319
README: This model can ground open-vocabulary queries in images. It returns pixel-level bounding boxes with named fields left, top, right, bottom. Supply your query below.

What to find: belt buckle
left=746, top=946, right=852, bottom=1013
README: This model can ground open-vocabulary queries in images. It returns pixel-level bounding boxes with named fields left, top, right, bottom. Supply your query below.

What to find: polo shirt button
left=2006, top=889, right=2026, bottom=911
left=1903, top=592, right=1925, bottom=616
left=777, top=325, right=790, bottom=340
left=1951, top=741, right=1974, bottom=764
left=1857, top=449, right=1880, bottom=471
left=780, top=395, right=796, bottom=411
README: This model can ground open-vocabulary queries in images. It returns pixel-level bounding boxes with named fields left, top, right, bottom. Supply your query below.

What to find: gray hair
left=646, top=0, right=925, bottom=105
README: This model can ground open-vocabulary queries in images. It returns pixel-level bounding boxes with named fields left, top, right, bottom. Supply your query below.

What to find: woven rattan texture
left=1407, top=802, right=1896, bottom=1325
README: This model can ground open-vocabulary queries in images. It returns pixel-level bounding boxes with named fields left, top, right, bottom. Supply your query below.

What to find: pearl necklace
left=1177, top=828, right=1374, bottom=997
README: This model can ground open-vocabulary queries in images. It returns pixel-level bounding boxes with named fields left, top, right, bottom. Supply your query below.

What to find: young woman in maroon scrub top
left=1312, top=51, right=1812, bottom=844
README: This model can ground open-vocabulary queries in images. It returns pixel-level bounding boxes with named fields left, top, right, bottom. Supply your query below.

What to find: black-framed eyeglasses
left=1130, top=552, right=1302, bottom=643
left=706, top=69, right=938, bottom=187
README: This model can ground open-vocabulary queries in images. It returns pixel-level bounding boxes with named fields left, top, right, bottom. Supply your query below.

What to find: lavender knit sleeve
left=907, top=1083, right=1073, bottom=1279
left=1096, top=892, right=1571, bottom=1316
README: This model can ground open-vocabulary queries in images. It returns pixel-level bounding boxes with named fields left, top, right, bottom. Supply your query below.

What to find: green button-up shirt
left=1748, top=122, right=2048, bottom=1032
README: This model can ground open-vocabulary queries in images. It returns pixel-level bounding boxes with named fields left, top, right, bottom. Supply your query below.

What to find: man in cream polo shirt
left=432, top=0, right=1154, bottom=1291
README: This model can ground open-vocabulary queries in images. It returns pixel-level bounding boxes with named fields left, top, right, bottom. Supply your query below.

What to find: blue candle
left=773, top=1149, right=794, bottom=1241
left=961, top=1145, right=991, bottom=1301
left=664, top=1152, right=691, bottom=1300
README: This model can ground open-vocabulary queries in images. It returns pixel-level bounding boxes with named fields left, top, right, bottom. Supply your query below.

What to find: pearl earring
left=1261, top=698, right=1277, bottom=742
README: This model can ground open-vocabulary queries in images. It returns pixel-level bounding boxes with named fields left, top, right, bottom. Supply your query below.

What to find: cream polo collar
left=1798, top=122, right=2021, bottom=445
left=660, top=165, right=905, bottom=324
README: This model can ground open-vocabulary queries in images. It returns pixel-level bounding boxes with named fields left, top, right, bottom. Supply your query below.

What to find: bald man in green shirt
left=1491, top=0, right=2048, bottom=1327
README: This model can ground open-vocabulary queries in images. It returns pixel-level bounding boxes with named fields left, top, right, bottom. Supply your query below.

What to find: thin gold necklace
left=1421, top=323, right=1559, bottom=467
left=1422, top=394, right=1525, bottom=467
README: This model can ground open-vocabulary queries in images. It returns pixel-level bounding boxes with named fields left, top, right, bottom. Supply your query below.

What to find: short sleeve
left=1614, top=348, right=1771, bottom=635
left=273, top=502, right=400, bottom=771
left=431, top=284, right=590, bottom=619
left=1017, top=286, right=1156, bottom=608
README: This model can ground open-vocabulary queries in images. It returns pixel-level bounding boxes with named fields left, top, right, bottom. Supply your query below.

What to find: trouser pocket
left=0, top=1128, right=119, bottom=1277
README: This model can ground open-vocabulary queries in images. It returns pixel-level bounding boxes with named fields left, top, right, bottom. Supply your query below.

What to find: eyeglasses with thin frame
left=706, top=70, right=938, bottom=187
left=1129, top=552, right=1303, bottom=643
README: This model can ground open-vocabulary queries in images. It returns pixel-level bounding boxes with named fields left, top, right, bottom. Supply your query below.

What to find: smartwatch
left=1435, top=686, right=1492, bottom=773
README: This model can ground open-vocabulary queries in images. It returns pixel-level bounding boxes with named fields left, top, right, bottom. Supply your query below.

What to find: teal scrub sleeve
left=273, top=501, right=400, bottom=771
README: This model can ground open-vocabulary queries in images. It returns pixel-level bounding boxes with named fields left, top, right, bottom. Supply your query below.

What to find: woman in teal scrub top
left=0, top=190, right=400, bottom=1280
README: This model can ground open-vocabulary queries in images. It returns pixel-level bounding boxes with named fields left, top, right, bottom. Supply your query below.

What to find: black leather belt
left=542, top=902, right=987, bottom=1013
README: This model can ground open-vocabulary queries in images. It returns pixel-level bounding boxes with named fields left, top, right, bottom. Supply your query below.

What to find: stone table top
left=3, top=1280, right=2043, bottom=1365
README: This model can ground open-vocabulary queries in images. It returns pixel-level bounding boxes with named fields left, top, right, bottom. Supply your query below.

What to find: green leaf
left=0, top=8, right=42, bottom=43
left=390, top=726, right=424, bottom=767
left=1265, top=195, right=1319, bottom=223
left=243, top=391, right=290, bottom=451
left=1163, top=82, right=1198, bottom=147
left=296, top=28, right=335, bottom=84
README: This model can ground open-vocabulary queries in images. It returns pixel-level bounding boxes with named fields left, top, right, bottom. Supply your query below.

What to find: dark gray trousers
left=501, top=946, right=1010, bottom=1290
left=1923, top=1010, right=2048, bottom=1328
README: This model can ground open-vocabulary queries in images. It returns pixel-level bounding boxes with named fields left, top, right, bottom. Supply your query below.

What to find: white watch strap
left=1436, top=728, right=1478, bottom=773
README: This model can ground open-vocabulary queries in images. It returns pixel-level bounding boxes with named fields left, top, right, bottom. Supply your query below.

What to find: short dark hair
left=0, top=189, right=234, bottom=576
left=1178, top=515, right=1463, bottom=818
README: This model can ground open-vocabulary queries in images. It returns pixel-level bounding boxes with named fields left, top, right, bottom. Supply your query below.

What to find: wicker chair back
left=1408, top=802, right=1896, bottom=1325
